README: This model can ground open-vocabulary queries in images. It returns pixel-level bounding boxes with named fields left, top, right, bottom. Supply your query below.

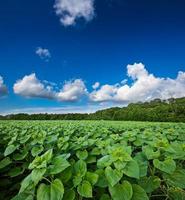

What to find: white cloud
left=92, top=82, right=100, bottom=89
left=90, top=63, right=185, bottom=103
left=36, top=47, right=51, bottom=61
left=12, top=63, right=185, bottom=105
left=54, top=0, right=95, bottom=26
left=13, top=74, right=55, bottom=99
left=13, top=74, right=87, bottom=102
left=89, top=84, right=117, bottom=102
left=57, top=79, right=87, bottom=101
left=0, top=76, right=8, bottom=97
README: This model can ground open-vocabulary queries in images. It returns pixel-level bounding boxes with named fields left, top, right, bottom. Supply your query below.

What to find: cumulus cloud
left=12, top=63, right=185, bottom=104
left=13, top=74, right=55, bottom=99
left=92, top=82, right=100, bottom=90
left=13, top=74, right=87, bottom=102
left=36, top=47, right=51, bottom=61
left=57, top=79, right=87, bottom=101
left=90, top=63, right=185, bottom=103
left=54, top=0, right=95, bottom=26
left=0, top=76, right=8, bottom=97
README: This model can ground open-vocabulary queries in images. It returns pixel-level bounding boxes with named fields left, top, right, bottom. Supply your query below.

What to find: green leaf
left=105, top=166, right=123, bottom=187
left=100, top=194, right=111, bottom=200
left=74, top=160, right=87, bottom=177
left=77, top=180, right=92, bottom=198
left=8, top=167, right=24, bottom=177
left=58, top=167, right=72, bottom=183
left=168, top=187, right=185, bottom=200
left=31, top=168, right=46, bottom=185
left=131, top=184, right=149, bottom=200
left=31, top=145, right=44, bottom=157
left=50, top=179, right=64, bottom=200
left=19, top=174, right=33, bottom=193
left=73, top=176, right=82, bottom=187
left=109, top=181, right=133, bottom=200
left=95, top=169, right=109, bottom=188
left=138, top=176, right=161, bottom=193
left=143, top=146, right=160, bottom=160
left=37, top=183, right=50, bottom=200
left=163, top=168, right=185, bottom=189
left=134, top=153, right=148, bottom=177
left=76, top=150, right=88, bottom=160
left=97, top=155, right=112, bottom=168
left=0, top=157, right=12, bottom=169
left=13, top=150, right=28, bottom=161
left=4, top=144, right=18, bottom=156
left=153, top=158, right=176, bottom=174
left=48, top=155, right=70, bottom=175
left=11, top=193, right=33, bottom=200
left=114, top=160, right=127, bottom=170
left=63, top=190, right=75, bottom=200
left=86, top=155, right=96, bottom=163
left=42, top=149, right=53, bottom=162
left=122, top=160, right=140, bottom=179
left=85, top=171, right=99, bottom=185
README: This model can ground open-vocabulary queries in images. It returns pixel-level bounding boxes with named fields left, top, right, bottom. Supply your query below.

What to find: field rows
left=0, top=121, right=185, bottom=200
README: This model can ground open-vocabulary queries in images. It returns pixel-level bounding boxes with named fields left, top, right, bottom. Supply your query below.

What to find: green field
left=0, top=121, right=185, bottom=200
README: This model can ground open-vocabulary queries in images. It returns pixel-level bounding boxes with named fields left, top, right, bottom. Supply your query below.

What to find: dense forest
left=0, top=97, right=185, bottom=122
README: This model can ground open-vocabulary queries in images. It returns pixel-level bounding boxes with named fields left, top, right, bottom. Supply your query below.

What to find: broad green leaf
left=143, top=146, right=160, bottom=160
left=50, top=179, right=64, bottom=200
left=31, top=145, right=44, bottom=157
left=153, top=158, right=176, bottom=174
left=63, top=190, right=75, bottom=200
left=74, top=160, right=87, bottom=177
left=134, top=153, right=148, bottom=177
left=163, top=168, right=185, bottom=189
left=131, top=184, right=149, bottom=200
left=73, top=176, right=82, bottom=187
left=77, top=180, right=92, bottom=198
left=168, top=187, right=185, bottom=200
left=95, top=169, right=109, bottom=188
left=97, top=155, right=112, bottom=168
left=86, top=155, right=96, bottom=163
left=0, top=157, right=12, bottom=169
left=58, top=167, right=72, bottom=183
left=122, top=160, right=140, bottom=179
left=11, top=193, right=33, bottom=200
left=109, top=181, right=133, bottom=200
left=13, top=149, right=28, bottom=161
left=48, top=155, right=70, bottom=175
left=37, top=183, right=50, bottom=200
left=100, top=194, right=111, bottom=200
left=19, top=174, right=33, bottom=193
left=76, top=150, right=88, bottom=160
left=31, top=168, right=46, bottom=185
left=114, top=160, right=127, bottom=170
left=8, top=167, right=24, bottom=177
left=105, top=166, right=123, bottom=187
left=41, top=149, right=53, bottom=162
left=85, top=171, right=99, bottom=185
left=138, top=176, right=161, bottom=193
left=4, top=144, right=18, bottom=156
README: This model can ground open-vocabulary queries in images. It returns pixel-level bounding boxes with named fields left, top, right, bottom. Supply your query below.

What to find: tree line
left=0, top=97, right=185, bottom=122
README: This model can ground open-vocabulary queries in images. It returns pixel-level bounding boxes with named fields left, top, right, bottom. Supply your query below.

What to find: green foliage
left=0, top=157, right=12, bottom=169
left=0, top=120, right=185, bottom=199
left=131, top=184, right=149, bottom=200
left=1, top=97, right=185, bottom=122
left=153, top=158, right=176, bottom=174
left=77, top=180, right=92, bottom=198
left=109, top=181, right=133, bottom=200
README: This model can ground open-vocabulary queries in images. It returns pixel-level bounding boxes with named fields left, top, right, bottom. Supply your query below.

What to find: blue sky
left=0, top=0, right=185, bottom=114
